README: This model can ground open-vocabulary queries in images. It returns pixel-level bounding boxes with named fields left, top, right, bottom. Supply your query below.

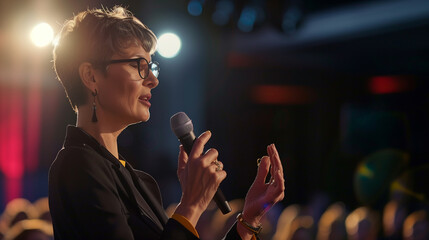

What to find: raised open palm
left=242, top=144, right=285, bottom=226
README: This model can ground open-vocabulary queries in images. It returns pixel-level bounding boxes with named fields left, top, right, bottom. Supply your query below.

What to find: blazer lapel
left=125, top=163, right=169, bottom=225
left=115, top=165, right=164, bottom=232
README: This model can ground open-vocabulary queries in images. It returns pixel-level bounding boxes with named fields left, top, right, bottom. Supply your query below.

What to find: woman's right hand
left=174, top=131, right=227, bottom=226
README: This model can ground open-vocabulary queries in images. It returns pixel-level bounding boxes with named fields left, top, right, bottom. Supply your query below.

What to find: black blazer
left=49, top=126, right=240, bottom=240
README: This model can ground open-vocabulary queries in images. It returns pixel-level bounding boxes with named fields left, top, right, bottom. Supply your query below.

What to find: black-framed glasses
left=107, top=57, right=160, bottom=80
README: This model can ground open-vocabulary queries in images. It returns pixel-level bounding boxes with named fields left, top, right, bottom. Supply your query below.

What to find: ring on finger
left=212, top=160, right=222, bottom=171
left=257, top=158, right=261, bottom=167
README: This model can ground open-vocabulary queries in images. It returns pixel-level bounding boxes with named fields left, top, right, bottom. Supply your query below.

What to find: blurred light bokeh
left=157, top=33, right=182, bottom=58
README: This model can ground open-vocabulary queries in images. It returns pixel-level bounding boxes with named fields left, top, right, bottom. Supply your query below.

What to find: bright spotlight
left=31, top=22, right=54, bottom=47
left=157, top=33, right=182, bottom=58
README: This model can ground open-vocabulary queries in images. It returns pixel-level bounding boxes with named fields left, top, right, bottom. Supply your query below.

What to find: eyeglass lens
left=139, top=59, right=159, bottom=79
left=150, top=63, right=159, bottom=78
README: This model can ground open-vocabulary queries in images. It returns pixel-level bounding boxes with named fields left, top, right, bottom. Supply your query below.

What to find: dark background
left=1, top=0, right=429, bottom=217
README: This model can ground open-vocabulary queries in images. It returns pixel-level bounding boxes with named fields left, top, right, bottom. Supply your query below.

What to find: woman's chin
left=142, top=116, right=150, bottom=122
left=139, top=113, right=150, bottom=123
left=127, top=113, right=150, bottom=126
left=134, top=109, right=150, bottom=123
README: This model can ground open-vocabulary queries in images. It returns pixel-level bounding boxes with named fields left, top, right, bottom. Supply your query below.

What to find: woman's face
left=94, top=44, right=159, bottom=126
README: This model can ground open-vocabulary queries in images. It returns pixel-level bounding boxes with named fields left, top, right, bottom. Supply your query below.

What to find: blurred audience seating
left=403, top=209, right=429, bottom=240
left=1, top=196, right=428, bottom=239
left=317, top=202, right=347, bottom=240
left=0, top=198, right=52, bottom=240
left=345, top=206, right=379, bottom=240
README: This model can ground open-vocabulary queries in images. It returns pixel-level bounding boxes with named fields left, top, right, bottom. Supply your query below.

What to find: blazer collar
left=63, top=125, right=122, bottom=168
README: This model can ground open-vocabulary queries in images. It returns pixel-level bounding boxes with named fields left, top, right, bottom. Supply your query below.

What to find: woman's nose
left=143, top=71, right=159, bottom=89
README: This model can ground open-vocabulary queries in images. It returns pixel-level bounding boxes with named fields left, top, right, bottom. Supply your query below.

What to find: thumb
left=177, top=145, right=188, bottom=174
left=255, top=156, right=270, bottom=184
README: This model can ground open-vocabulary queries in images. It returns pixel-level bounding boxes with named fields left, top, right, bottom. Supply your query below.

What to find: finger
left=268, top=144, right=283, bottom=176
left=189, top=131, right=212, bottom=160
left=267, top=146, right=275, bottom=182
left=216, top=170, right=227, bottom=183
left=177, top=145, right=188, bottom=174
left=214, top=167, right=227, bottom=184
left=272, top=144, right=283, bottom=172
left=207, top=163, right=227, bottom=187
left=209, top=160, right=224, bottom=172
left=273, top=165, right=285, bottom=192
left=254, top=156, right=270, bottom=184
left=216, top=161, right=224, bottom=170
left=201, top=148, right=219, bottom=167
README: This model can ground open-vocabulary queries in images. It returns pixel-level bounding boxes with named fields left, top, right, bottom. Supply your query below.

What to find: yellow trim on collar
left=119, top=160, right=126, bottom=167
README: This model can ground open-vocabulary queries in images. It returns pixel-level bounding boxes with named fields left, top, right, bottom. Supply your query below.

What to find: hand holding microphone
left=170, top=112, right=231, bottom=226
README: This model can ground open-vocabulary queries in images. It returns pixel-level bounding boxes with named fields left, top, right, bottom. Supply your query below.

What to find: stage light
left=157, top=33, right=182, bottom=58
left=188, top=0, right=203, bottom=16
left=30, top=22, right=54, bottom=47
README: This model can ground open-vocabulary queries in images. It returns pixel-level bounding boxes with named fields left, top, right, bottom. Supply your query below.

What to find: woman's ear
left=79, top=62, right=97, bottom=92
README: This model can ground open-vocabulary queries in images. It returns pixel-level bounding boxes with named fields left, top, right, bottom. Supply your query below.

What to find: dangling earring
left=91, top=89, right=98, bottom=123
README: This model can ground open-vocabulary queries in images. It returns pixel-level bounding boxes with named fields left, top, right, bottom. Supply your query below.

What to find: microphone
left=170, top=112, right=232, bottom=214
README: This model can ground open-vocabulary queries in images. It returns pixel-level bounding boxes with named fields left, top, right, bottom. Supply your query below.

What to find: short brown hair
left=53, top=6, right=157, bottom=112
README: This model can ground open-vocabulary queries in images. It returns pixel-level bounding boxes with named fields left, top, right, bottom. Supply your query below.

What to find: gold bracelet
left=236, top=213, right=262, bottom=235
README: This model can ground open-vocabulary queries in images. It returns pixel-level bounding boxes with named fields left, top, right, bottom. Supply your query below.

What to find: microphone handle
left=180, top=132, right=196, bottom=155
left=178, top=132, right=232, bottom=214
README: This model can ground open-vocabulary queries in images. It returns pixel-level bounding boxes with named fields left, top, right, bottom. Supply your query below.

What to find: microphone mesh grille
left=170, top=112, right=194, bottom=138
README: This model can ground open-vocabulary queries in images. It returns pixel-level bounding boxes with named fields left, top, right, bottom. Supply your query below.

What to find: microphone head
left=170, top=112, right=194, bottom=138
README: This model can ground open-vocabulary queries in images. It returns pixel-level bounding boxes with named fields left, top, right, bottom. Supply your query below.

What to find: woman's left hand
left=239, top=144, right=285, bottom=237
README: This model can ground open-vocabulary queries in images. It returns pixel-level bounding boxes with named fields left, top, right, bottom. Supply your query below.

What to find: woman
left=49, top=6, right=285, bottom=240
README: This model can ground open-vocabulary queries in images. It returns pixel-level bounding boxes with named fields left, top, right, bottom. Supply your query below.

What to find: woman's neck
left=76, top=106, right=126, bottom=159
